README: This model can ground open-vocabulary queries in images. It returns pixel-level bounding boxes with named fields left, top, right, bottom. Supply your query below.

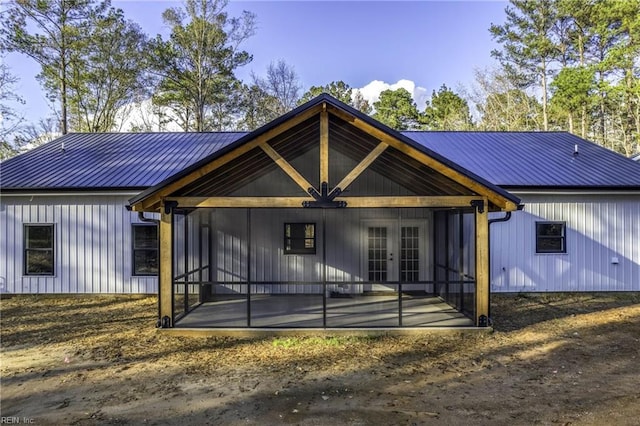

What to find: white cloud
left=354, top=79, right=429, bottom=112
left=115, top=98, right=184, bottom=132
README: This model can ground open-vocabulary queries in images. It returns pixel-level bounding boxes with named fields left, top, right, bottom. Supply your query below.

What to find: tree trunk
left=541, top=59, right=548, bottom=131
left=61, top=57, right=68, bottom=135
left=568, top=112, right=574, bottom=134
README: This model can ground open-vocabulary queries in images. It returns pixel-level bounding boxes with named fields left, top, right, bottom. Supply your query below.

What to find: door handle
left=389, top=253, right=393, bottom=261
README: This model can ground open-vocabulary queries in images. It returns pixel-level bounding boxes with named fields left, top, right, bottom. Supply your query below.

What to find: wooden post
left=320, top=107, right=329, bottom=186
left=475, top=198, right=490, bottom=327
left=159, top=207, right=174, bottom=327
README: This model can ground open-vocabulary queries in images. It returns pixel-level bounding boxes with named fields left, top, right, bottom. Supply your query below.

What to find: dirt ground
left=1, top=293, right=639, bottom=426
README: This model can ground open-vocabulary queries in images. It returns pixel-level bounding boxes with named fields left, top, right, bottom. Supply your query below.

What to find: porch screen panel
left=368, top=227, right=387, bottom=281
left=401, top=226, right=419, bottom=282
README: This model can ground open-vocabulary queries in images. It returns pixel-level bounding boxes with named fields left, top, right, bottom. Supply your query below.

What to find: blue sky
left=3, top=0, right=509, bottom=125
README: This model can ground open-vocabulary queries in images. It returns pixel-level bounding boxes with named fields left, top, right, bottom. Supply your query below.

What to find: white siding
left=490, top=194, right=640, bottom=292
left=0, top=195, right=158, bottom=294
left=4, top=191, right=636, bottom=295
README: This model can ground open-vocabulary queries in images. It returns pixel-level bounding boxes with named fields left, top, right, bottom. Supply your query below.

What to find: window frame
left=284, top=222, right=316, bottom=255
left=132, top=223, right=159, bottom=276
left=23, top=224, right=55, bottom=276
left=535, top=221, right=567, bottom=254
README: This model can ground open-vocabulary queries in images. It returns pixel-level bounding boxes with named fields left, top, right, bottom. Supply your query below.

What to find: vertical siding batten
left=490, top=193, right=640, bottom=292
left=0, top=194, right=159, bottom=294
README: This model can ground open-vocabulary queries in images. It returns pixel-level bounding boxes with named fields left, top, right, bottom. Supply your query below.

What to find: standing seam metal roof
left=404, top=131, right=640, bottom=188
left=1, top=132, right=245, bottom=190
left=1, top=122, right=639, bottom=192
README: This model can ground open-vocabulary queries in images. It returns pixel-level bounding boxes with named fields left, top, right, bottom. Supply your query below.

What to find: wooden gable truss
left=129, top=96, right=520, bottom=328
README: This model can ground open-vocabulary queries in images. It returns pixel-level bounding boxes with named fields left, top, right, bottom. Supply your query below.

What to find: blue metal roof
left=0, top=132, right=245, bottom=190
left=404, top=131, right=640, bottom=189
left=1, top=123, right=638, bottom=193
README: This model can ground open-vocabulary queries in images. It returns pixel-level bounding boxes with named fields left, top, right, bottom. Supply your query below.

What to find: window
left=133, top=224, right=158, bottom=275
left=536, top=222, right=566, bottom=253
left=284, top=223, right=316, bottom=255
left=24, top=224, right=54, bottom=275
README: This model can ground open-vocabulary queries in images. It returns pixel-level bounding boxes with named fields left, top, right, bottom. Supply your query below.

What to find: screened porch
left=169, top=207, right=478, bottom=329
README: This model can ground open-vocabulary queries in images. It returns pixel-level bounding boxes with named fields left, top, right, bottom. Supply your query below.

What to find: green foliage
left=298, top=80, right=373, bottom=114
left=148, top=0, right=256, bottom=131
left=469, top=66, right=542, bottom=131
left=299, top=81, right=354, bottom=105
left=237, top=83, right=280, bottom=131
left=68, top=8, right=148, bottom=132
left=1, top=0, right=104, bottom=134
left=372, top=88, right=421, bottom=130
left=550, top=66, right=594, bottom=114
left=423, top=85, right=473, bottom=130
left=490, top=0, right=558, bottom=130
left=488, top=0, right=640, bottom=155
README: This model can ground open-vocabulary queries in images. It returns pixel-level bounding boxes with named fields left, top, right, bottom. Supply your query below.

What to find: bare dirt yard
left=1, top=293, right=639, bottom=426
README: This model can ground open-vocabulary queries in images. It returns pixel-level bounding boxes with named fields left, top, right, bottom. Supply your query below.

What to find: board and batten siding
left=490, top=193, right=640, bottom=292
left=0, top=194, right=158, bottom=294
left=208, top=208, right=432, bottom=295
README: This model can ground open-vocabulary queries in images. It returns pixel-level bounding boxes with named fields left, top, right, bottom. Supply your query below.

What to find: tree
left=605, top=0, right=640, bottom=156
left=67, top=7, right=148, bottom=132
left=372, top=88, right=422, bottom=130
left=352, top=90, right=373, bottom=115
left=298, top=80, right=373, bottom=114
left=490, top=0, right=558, bottom=130
left=0, top=59, right=24, bottom=158
left=549, top=66, right=595, bottom=133
left=2, top=116, right=59, bottom=160
left=423, top=84, right=473, bottom=130
left=148, top=0, right=256, bottom=131
left=1, top=0, right=103, bottom=134
left=299, top=80, right=353, bottom=105
left=252, top=59, right=301, bottom=116
left=238, top=83, right=280, bottom=131
left=468, top=67, right=542, bottom=131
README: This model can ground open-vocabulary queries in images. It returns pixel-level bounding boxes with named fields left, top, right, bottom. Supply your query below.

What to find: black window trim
left=23, top=223, right=55, bottom=276
left=132, top=223, right=159, bottom=276
left=535, top=221, right=567, bottom=254
left=284, top=222, right=317, bottom=255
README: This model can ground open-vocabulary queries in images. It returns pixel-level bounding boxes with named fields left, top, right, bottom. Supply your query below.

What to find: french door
left=363, top=220, right=426, bottom=291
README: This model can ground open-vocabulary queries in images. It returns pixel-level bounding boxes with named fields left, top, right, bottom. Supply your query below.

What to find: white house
left=1, top=95, right=638, bottom=329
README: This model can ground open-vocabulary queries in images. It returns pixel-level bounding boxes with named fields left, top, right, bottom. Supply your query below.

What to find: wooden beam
left=130, top=104, right=323, bottom=211
left=327, top=105, right=518, bottom=211
left=159, top=208, right=174, bottom=327
left=167, top=196, right=485, bottom=209
left=166, top=196, right=314, bottom=208
left=474, top=198, right=490, bottom=327
left=320, top=108, right=329, bottom=185
left=333, top=142, right=388, bottom=192
left=335, top=196, right=482, bottom=208
left=259, top=143, right=315, bottom=193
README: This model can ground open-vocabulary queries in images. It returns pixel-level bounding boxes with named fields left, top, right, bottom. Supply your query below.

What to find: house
left=1, top=95, right=639, bottom=329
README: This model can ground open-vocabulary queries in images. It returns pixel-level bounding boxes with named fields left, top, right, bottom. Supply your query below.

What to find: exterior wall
left=209, top=208, right=433, bottom=294
left=4, top=192, right=637, bottom=295
left=0, top=194, right=157, bottom=294
left=490, top=193, right=640, bottom=292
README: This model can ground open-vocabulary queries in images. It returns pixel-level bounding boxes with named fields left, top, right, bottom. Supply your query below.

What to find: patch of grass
left=271, top=335, right=375, bottom=349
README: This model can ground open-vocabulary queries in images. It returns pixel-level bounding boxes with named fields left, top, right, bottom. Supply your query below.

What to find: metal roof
left=1, top=108, right=638, bottom=193
left=0, top=132, right=244, bottom=190
left=404, top=131, right=640, bottom=189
